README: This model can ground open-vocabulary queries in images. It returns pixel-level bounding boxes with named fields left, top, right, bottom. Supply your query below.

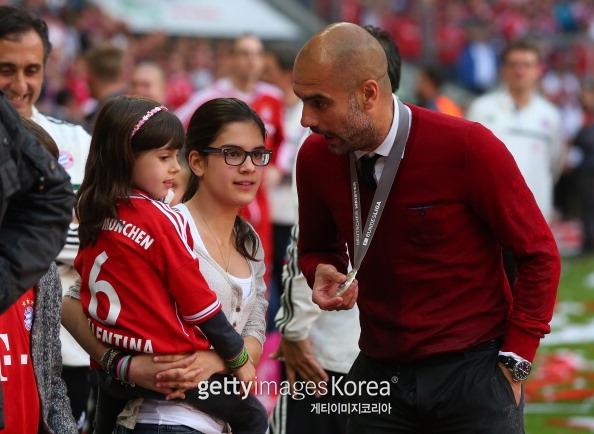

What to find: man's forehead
left=0, top=33, right=45, bottom=61
left=294, top=60, right=335, bottom=86
left=293, top=75, right=338, bottom=103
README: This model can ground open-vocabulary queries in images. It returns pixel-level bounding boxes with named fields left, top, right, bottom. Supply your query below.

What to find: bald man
left=294, top=23, right=559, bottom=433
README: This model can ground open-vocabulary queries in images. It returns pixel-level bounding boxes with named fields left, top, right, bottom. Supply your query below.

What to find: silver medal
left=335, top=269, right=357, bottom=297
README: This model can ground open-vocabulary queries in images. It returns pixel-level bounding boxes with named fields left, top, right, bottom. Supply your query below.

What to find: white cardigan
left=174, top=203, right=267, bottom=345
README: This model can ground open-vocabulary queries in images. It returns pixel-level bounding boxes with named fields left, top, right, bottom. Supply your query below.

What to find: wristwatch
left=498, top=354, right=531, bottom=381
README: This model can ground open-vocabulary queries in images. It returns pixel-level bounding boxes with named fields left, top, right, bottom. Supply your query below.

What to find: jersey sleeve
left=150, top=201, right=222, bottom=324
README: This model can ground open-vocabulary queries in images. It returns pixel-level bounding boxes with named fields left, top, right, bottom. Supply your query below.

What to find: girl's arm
left=140, top=335, right=263, bottom=399
left=61, top=306, right=262, bottom=398
left=242, top=255, right=268, bottom=346
left=61, top=294, right=108, bottom=364
left=62, top=292, right=194, bottom=395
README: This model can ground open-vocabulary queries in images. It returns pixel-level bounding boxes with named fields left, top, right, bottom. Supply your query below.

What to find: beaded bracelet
left=225, top=347, right=250, bottom=370
left=100, top=347, right=121, bottom=373
left=99, top=347, right=135, bottom=386
left=99, top=347, right=112, bottom=368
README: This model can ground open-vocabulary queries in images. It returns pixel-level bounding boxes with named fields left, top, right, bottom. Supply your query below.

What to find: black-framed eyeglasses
left=199, top=147, right=272, bottom=166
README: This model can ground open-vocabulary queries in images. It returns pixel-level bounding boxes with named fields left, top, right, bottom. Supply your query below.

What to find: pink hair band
left=130, top=105, right=168, bottom=138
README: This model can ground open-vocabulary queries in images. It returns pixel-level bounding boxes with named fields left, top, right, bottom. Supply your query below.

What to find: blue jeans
left=113, top=423, right=206, bottom=433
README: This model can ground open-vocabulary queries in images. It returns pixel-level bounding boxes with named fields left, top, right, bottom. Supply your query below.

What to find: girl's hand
left=233, top=360, right=257, bottom=394
left=154, top=349, right=227, bottom=399
left=127, top=352, right=202, bottom=396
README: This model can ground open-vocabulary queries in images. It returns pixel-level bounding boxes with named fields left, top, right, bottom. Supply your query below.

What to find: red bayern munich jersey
left=0, top=287, right=40, bottom=433
left=75, top=191, right=221, bottom=366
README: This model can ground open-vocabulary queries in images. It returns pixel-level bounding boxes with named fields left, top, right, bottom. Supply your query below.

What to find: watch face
left=512, top=360, right=531, bottom=381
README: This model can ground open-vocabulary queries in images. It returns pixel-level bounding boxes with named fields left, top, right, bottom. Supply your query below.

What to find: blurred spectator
left=571, top=77, right=594, bottom=252
left=187, top=38, right=216, bottom=92
left=456, top=18, right=500, bottom=95
left=83, top=41, right=128, bottom=132
left=541, top=48, right=583, bottom=141
left=542, top=47, right=585, bottom=220
left=129, top=61, right=167, bottom=105
left=435, top=2, right=469, bottom=81
left=580, top=75, right=594, bottom=127
left=45, top=88, right=82, bottom=124
left=415, top=64, right=463, bottom=117
left=164, top=49, right=194, bottom=110
left=494, top=1, right=553, bottom=42
left=341, top=0, right=423, bottom=62
left=63, top=53, right=92, bottom=123
left=554, top=0, right=582, bottom=32
left=466, top=38, right=564, bottom=288
left=383, top=4, right=423, bottom=63
left=467, top=38, right=564, bottom=223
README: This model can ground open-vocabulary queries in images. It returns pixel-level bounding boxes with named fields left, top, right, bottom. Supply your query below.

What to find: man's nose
left=10, top=72, right=27, bottom=94
left=300, top=107, right=317, bottom=128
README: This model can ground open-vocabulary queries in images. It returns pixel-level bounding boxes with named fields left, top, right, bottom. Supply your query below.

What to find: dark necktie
left=359, top=153, right=381, bottom=189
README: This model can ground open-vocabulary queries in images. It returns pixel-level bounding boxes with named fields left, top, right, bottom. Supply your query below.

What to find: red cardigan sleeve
left=465, top=122, right=560, bottom=361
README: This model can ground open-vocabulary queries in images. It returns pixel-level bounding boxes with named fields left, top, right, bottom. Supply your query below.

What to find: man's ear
left=361, top=79, right=380, bottom=109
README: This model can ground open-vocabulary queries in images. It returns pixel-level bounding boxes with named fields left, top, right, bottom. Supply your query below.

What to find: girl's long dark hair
left=184, top=98, right=267, bottom=261
left=77, top=95, right=185, bottom=248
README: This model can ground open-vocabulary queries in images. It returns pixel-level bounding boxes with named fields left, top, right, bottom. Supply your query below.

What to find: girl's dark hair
left=184, top=98, right=266, bottom=261
left=77, top=95, right=185, bottom=248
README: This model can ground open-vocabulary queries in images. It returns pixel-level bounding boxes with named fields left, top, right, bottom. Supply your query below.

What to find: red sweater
left=296, top=105, right=559, bottom=363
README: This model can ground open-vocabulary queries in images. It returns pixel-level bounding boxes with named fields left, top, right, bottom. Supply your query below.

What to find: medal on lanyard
left=334, top=99, right=410, bottom=297
left=336, top=269, right=358, bottom=297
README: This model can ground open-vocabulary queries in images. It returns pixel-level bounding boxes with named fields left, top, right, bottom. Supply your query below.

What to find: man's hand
left=498, top=363, right=523, bottom=405
left=271, top=337, right=328, bottom=397
left=311, top=264, right=358, bottom=311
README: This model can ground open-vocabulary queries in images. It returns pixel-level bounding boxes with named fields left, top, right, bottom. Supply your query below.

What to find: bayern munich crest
left=23, top=304, right=34, bottom=331
left=58, top=150, right=74, bottom=169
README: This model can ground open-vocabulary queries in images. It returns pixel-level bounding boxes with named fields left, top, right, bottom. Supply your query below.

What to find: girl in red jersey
left=73, top=96, right=268, bottom=434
